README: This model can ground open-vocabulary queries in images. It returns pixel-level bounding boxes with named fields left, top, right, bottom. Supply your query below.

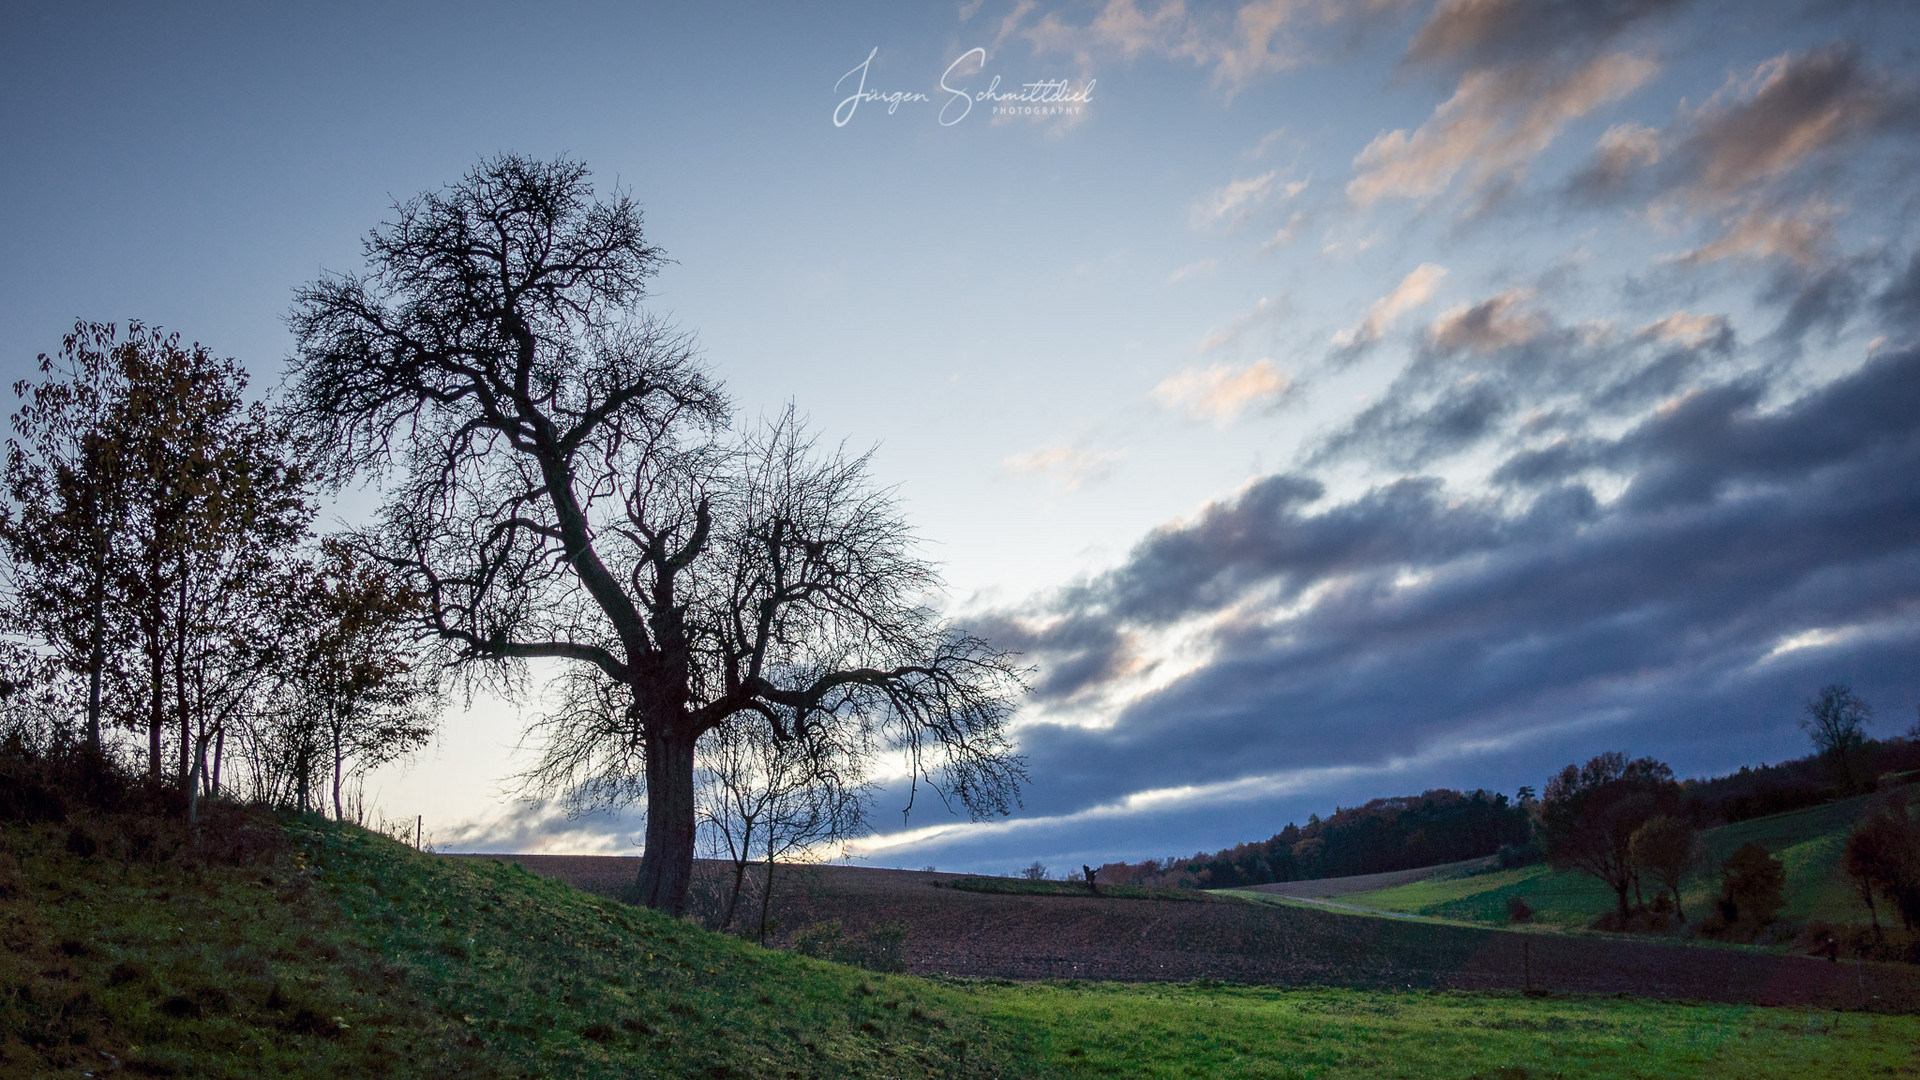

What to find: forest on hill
left=1094, top=736, right=1920, bottom=891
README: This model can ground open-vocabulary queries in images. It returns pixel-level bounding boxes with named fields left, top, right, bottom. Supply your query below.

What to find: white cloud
left=1332, top=263, right=1447, bottom=351
left=1151, top=358, right=1292, bottom=423
left=1635, top=311, right=1730, bottom=348
left=1669, top=201, right=1838, bottom=268
left=1190, top=170, right=1278, bottom=230
left=1347, top=51, right=1658, bottom=206
left=1010, top=0, right=1343, bottom=91
left=1167, top=257, right=1220, bottom=284
left=1260, top=211, right=1308, bottom=253
left=1001, top=444, right=1124, bottom=489
left=1425, top=288, right=1547, bottom=353
left=1198, top=294, right=1288, bottom=353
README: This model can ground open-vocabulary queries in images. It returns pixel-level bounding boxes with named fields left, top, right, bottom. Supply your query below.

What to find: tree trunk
left=635, top=721, right=699, bottom=914
left=147, top=615, right=163, bottom=778
left=175, top=556, right=190, bottom=790
left=332, top=721, right=344, bottom=821
left=1613, top=880, right=1631, bottom=918
left=85, top=566, right=105, bottom=751
left=758, top=845, right=777, bottom=945
left=721, top=819, right=753, bottom=931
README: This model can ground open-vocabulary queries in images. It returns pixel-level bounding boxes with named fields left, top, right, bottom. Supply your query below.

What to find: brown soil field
left=454, top=854, right=1920, bottom=1013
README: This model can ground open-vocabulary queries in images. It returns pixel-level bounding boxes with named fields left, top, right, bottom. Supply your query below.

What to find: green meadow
left=1335, top=795, right=1878, bottom=931
left=6, top=811, right=1915, bottom=1078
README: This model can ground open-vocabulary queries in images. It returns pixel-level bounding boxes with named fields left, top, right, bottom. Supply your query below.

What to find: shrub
left=1495, top=840, right=1543, bottom=869
left=788, top=918, right=910, bottom=973
left=791, top=920, right=844, bottom=959
left=1843, top=792, right=1920, bottom=933
left=1715, top=842, right=1785, bottom=930
left=1506, top=894, right=1533, bottom=923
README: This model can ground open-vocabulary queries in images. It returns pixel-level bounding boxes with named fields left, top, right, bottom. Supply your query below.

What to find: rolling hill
left=1312, top=793, right=1885, bottom=934
left=7, top=800, right=1920, bottom=1078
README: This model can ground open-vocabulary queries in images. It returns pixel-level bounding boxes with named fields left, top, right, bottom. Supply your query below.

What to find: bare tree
left=697, top=714, right=868, bottom=938
left=288, top=155, right=1026, bottom=913
left=1803, top=683, right=1872, bottom=792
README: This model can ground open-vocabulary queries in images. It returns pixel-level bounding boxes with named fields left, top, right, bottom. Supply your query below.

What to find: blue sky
left=4, top=1, right=1919, bottom=873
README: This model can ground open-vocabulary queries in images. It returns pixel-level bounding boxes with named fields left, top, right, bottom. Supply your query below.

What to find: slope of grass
left=964, top=981, right=1919, bottom=1079
left=9, top=805, right=1919, bottom=1078
left=1, top=808, right=500, bottom=1079
left=1337, top=795, right=1881, bottom=931
left=3, top=808, right=1017, bottom=1079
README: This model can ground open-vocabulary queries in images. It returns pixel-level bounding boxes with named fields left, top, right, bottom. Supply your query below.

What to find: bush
left=1505, top=894, right=1533, bottom=923
left=787, top=918, right=910, bottom=973
left=1495, top=840, right=1543, bottom=869
left=1843, top=791, right=1920, bottom=932
left=791, top=919, right=844, bottom=959
left=1714, top=842, right=1785, bottom=930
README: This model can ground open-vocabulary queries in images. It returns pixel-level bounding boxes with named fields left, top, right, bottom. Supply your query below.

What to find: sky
left=3, top=0, right=1919, bottom=874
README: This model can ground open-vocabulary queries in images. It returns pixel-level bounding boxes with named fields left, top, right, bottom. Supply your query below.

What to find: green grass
left=8, top=807, right=1918, bottom=1078
left=963, top=981, right=1919, bottom=1079
left=1334, top=795, right=1884, bottom=932
left=1, top=809, right=500, bottom=1079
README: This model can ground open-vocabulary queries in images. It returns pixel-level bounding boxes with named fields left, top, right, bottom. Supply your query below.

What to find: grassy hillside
left=1335, top=794, right=1880, bottom=931
left=6, top=806, right=1919, bottom=1078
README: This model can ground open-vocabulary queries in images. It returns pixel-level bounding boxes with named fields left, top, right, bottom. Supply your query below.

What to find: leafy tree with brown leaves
left=266, top=539, right=438, bottom=818
left=1843, top=791, right=1920, bottom=936
left=1538, top=752, right=1679, bottom=918
left=3, top=321, right=310, bottom=792
left=1628, top=814, right=1699, bottom=921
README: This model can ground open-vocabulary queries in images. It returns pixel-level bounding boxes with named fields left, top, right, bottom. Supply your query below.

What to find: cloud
left=1347, top=50, right=1658, bottom=206
left=1403, top=0, right=1685, bottom=72
left=438, top=801, right=641, bottom=855
left=1564, top=122, right=1662, bottom=202
left=1331, top=263, right=1447, bottom=353
left=1001, top=444, right=1125, bottom=489
left=1671, top=45, right=1908, bottom=202
left=971, top=345, right=1920, bottom=839
left=1877, top=250, right=1920, bottom=336
left=1189, top=171, right=1305, bottom=230
left=1167, top=258, right=1220, bottom=284
left=1260, top=211, right=1309, bottom=253
left=1197, top=294, right=1289, bottom=353
left=1669, top=201, right=1837, bottom=268
left=1635, top=311, right=1732, bottom=350
left=1425, top=289, right=1548, bottom=354
left=1564, top=45, right=1915, bottom=225
left=1151, top=359, right=1293, bottom=423
left=1006, top=0, right=1361, bottom=90
left=1316, top=283, right=1753, bottom=471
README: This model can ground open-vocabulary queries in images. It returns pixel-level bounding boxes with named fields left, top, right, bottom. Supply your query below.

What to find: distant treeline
left=1092, top=737, right=1920, bottom=890
left=1096, top=788, right=1533, bottom=890
left=1680, top=737, right=1920, bottom=824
